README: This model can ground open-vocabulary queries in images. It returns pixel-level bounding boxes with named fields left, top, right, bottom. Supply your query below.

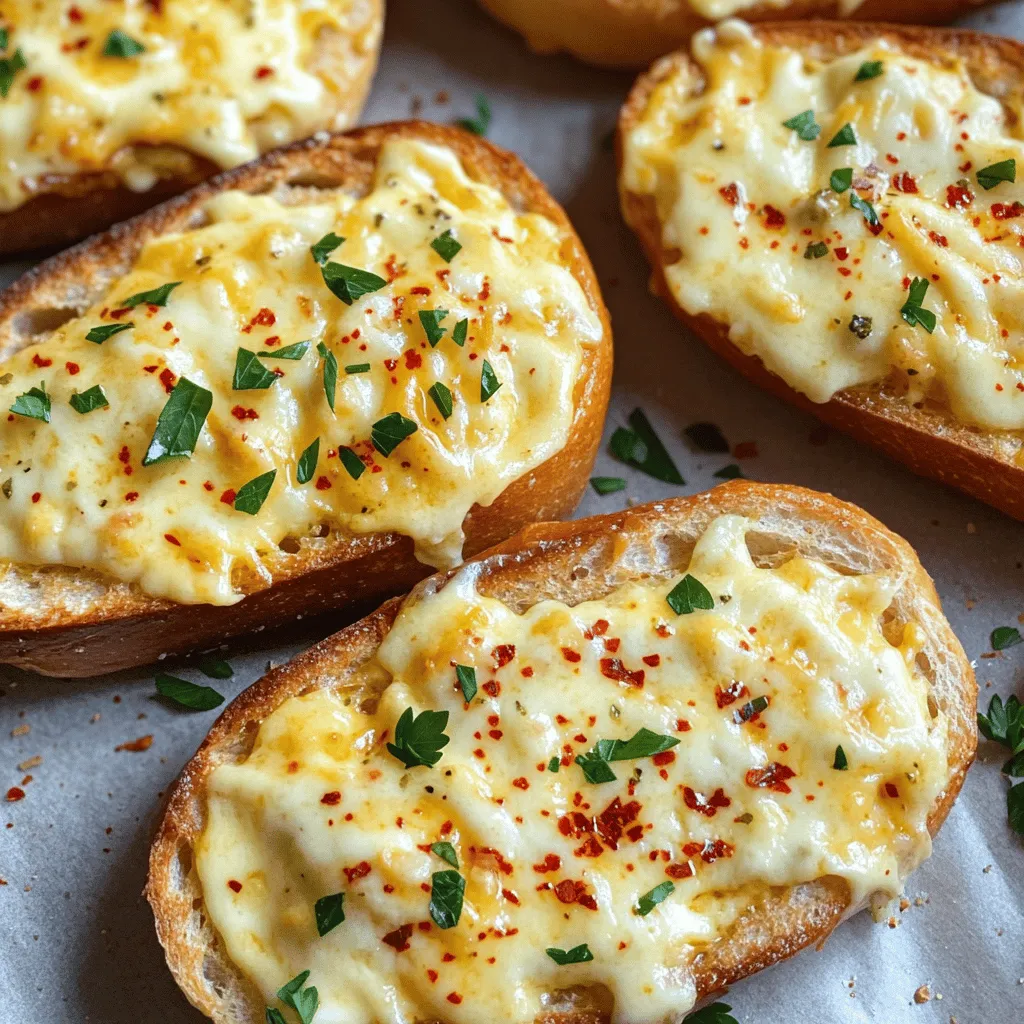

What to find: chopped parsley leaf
left=854, top=61, right=883, bottom=82
left=10, top=383, right=50, bottom=422
left=457, top=93, right=492, bottom=136
left=431, top=230, right=462, bottom=262
left=102, top=29, right=145, bottom=58
left=635, top=880, right=674, bottom=916
left=546, top=944, right=594, bottom=965
left=666, top=574, right=714, bottom=615
left=296, top=437, right=319, bottom=485
left=69, top=385, right=109, bottom=415
left=455, top=664, right=477, bottom=702
left=609, top=408, right=684, bottom=485
left=419, top=308, right=449, bottom=347
left=977, top=158, right=1016, bottom=191
left=830, top=167, right=853, bottom=193
left=233, top=348, right=278, bottom=390
left=314, top=893, right=345, bottom=936
left=233, top=469, right=276, bottom=515
left=833, top=745, right=848, bottom=770
left=428, top=381, right=454, bottom=420
left=142, top=377, right=212, bottom=465
left=370, top=411, right=418, bottom=457
left=121, top=281, right=180, bottom=308
left=590, top=476, right=626, bottom=495
left=782, top=109, right=820, bottom=141
left=429, top=869, right=465, bottom=929
left=155, top=674, right=224, bottom=711
left=900, top=277, right=937, bottom=333
left=480, top=360, right=502, bottom=402
left=387, top=706, right=450, bottom=768
left=338, top=446, right=365, bottom=480
left=86, top=322, right=134, bottom=344
left=827, top=123, right=857, bottom=148
left=316, top=342, right=338, bottom=411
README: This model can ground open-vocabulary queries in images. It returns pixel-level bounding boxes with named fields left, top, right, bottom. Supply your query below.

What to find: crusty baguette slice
left=0, top=121, right=613, bottom=677
left=475, top=0, right=1000, bottom=69
left=0, top=2, right=383, bottom=256
left=147, top=480, right=976, bottom=1023
left=618, top=22, right=1024, bottom=522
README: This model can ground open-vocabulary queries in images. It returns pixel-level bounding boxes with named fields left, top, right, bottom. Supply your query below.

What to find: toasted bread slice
left=0, top=122, right=613, bottom=677
left=475, top=0, right=998, bottom=69
left=619, top=22, right=1024, bottom=521
left=147, top=481, right=975, bottom=1024
left=0, top=1, right=382, bottom=255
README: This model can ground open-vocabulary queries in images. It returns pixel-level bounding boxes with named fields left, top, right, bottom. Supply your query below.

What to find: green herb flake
left=830, top=167, right=853, bottom=194
left=666, top=574, right=714, bottom=615
left=320, top=262, right=386, bottom=305
left=977, top=693, right=1024, bottom=782
left=277, top=971, right=318, bottom=1024
left=849, top=191, right=879, bottom=227
left=345, top=363, right=371, bottom=374
left=804, top=241, right=829, bottom=260
left=782, top=109, right=820, bottom=142
left=854, top=60, right=883, bottom=82
left=1009, top=781, right=1024, bottom=835
left=419, top=309, right=449, bottom=347
left=69, top=385, right=109, bottom=415
left=10, top=383, right=50, bottom=422
left=314, top=893, right=345, bottom=937
left=827, top=123, right=857, bottom=148
left=457, top=93, right=492, bottom=136
left=455, top=664, right=477, bottom=703
left=86, top=322, right=134, bottom=344
left=900, top=277, right=937, bottom=334
left=199, top=658, right=233, bottom=679
left=429, top=869, right=465, bottom=929
left=428, top=381, right=454, bottom=420
left=609, top=408, right=684, bottom=485
left=991, top=625, right=1023, bottom=651
left=371, top=411, right=418, bottom=457
left=575, top=750, right=618, bottom=784
left=102, top=29, right=145, bottom=58
left=233, top=348, right=278, bottom=391
left=386, top=706, right=450, bottom=769
left=121, top=281, right=180, bottom=309
left=257, top=341, right=310, bottom=361
left=338, top=446, right=365, bottom=480
left=546, top=944, right=594, bottom=965
left=480, top=360, right=502, bottom=402
left=590, top=476, right=626, bottom=495
left=977, top=158, right=1016, bottom=191
left=635, top=880, right=675, bottom=917
left=430, top=841, right=459, bottom=869
left=310, top=232, right=344, bottom=266
left=713, top=464, right=743, bottom=479
left=683, top=1003, right=739, bottom=1024
left=155, top=673, right=224, bottom=711
left=316, top=341, right=338, bottom=411
left=431, top=229, right=462, bottom=263
left=833, top=745, right=849, bottom=770
left=452, top=318, right=468, bottom=347
left=734, top=695, right=769, bottom=723
left=266, top=1009, right=287, bottom=1024
left=592, top=728, right=680, bottom=764
left=0, top=45, right=26, bottom=98
left=296, top=437, right=320, bottom=485
left=233, top=469, right=276, bottom=515
left=142, top=377, right=212, bottom=465
left=547, top=756, right=560, bottom=773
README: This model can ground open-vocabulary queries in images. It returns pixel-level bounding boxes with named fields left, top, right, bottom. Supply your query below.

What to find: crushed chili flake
left=115, top=735, right=153, bottom=752
left=599, top=658, right=644, bottom=688
left=891, top=172, right=918, bottom=193
left=382, top=923, right=414, bottom=953
left=5, top=787, right=25, bottom=802
left=684, top=838, right=735, bottom=864
left=533, top=853, right=561, bottom=873
left=946, top=184, right=973, bottom=209
left=344, top=861, right=372, bottom=883
left=992, top=201, right=1024, bottom=220
left=231, top=406, right=259, bottom=421
left=683, top=786, right=731, bottom=817
left=718, top=183, right=740, bottom=206
left=321, top=791, right=341, bottom=805
left=763, top=205, right=786, bottom=228
left=227, top=880, right=242, bottom=893
left=446, top=993, right=463, bottom=1005
left=745, top=762, right=796, bottom=794
left=242, top=307, right=276, bottom=333
left=491, top=644, right=516, bottom=668
left=666, top=861, right=694, bottom=879
left=715, top=681, right=748, bottom=708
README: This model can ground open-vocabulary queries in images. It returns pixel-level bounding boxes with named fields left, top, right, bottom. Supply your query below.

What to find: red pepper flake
left=718, top=183, right=740, bottom=206
left=31, top=492, right=41, bottom=504
left=491, top=644, right=515, bottom=668
left=676, top=719, right=691, bottom=732
left=382, top=924, right=414, bottom=953
left=440, top=820, right=453, bottom=836
left=321, top=791, right=341, bottom=805
left=477, top=847, right=514, bottom=875
left=834, top=247, right=849, bottom=261
left=125, top=491, right=139, bottom=502
left=501, top=888, right=520, bottom=905
left=159, top=368, right=177, bottom=394
left=315, top=475, right=332, bottom=491
left=254, top=65, right=274, bottom=79
left=715, top=681, right=748, bottom=708
left=595, top=797, right=642, bottom=850
left=683, top=786, right=731, bottom=817
left=684, top=838, right=735, bottom=864
left=220, top=489, right=237, bottom=505
left=891, top=172, right=918, bottom=193
left=403, top=349, right=422, bottom=370
left=242, top=308, right=276, bottom=333
left=344, top=861, right=372, bottom=883
left=227, top=879, right=242, bottom=893
left=533, top=853, right=561, bottom=873
left=231, top=406, right=259, bottom=420
left=745, top=762, right=796, bottom=794
left=946, top=184, right=973, bottom=209
left=5, top=787, right=25, bottom=802
left=446, top=993, right=463, bottom=1005
left=164, top=534, right=181, bottom=547
left=652, top=750, right=675, bottom=768
left=511, top=777, right=529, bottom=790
left=599, top=658, right=644, bottom=688
left=65, top=361, right=80, bottom=375
left=561, top=647, right=581, bottom=663
left=885, top=782, right=900, bottom=799
left=442, top=952, right=456, bottom=963
left=763, top=205, right=786, bottom=229
left=31, top=353, right=52, bottom=368
left=115, top=735, right=153, bottom=752
left=604, top=637, right=621, bottom=654
left=642, top=654, right=661, bottom=667
left=992, top=201, right=1024, bottom=220
left=482, top=680, right=500, bottom=697
left=426, top=969, right=438, bottom=983
left=666, top=861, right=693, bottom=879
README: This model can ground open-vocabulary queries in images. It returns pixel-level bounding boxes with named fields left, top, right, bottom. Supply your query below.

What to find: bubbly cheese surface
left=0, top=139, right=601, bottom=605
left=0, top=0, right=378, bottom=212
left=196, top=515, right=947, bottom=1024
left=621, top=21, right=1024, bottom=431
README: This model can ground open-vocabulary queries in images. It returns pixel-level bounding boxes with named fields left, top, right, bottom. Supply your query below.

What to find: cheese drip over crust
left=0, top=0, right=378, bottom=212
left=621, top=21, right=1024, bottom=432
left=0, top=139, right=600, bottom=605
left=197, top=514, right=947, bottom=1024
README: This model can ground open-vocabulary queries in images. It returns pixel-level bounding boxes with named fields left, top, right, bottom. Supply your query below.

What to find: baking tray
left=1, top=1, right=1022, bottom=1021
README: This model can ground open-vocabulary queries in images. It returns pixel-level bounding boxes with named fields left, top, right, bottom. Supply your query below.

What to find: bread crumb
left=10, top=723, right=29, bottom=737
left=914, top=985, right=931, bottom=1004
left=966, top=522, right=976, bottom=534
left=17, top=755, right=41, bottom=771
left=114, top=735, right=153, bottom=752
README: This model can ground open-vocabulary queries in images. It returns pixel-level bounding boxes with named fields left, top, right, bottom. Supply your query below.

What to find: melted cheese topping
left=0, top=0, right=377, bottom=212
left=196, top=515, right=947, bottom=1024
left=621, top=21, right=1024, bottom=431
left=0, top=139, right=601, bottom=605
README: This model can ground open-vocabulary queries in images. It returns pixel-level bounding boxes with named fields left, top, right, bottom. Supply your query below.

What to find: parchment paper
left=1, top=1, right=1022, bottom=1021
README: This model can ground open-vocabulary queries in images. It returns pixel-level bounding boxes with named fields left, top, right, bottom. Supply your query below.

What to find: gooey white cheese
left=196, top=514, right=947, bottom=1024
left=0, top=139, right=601, bottom=605
left=621, top=21, right=1024, bottom=431
left=0, top=0, right=376, bottom=212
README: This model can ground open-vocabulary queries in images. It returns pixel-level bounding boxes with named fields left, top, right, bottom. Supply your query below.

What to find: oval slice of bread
left=619, top=22, right=1024, bottom=520
left=147, top=480, right=975, bottom=1024
left=0, top=0, right=383, bottom=255
left=0, top=122, right=613, bottom=677
left=475, top=0, right=997, bottom=69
